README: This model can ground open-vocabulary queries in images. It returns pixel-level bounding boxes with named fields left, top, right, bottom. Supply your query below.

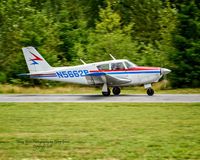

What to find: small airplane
left=21, top=46, right=171, bottom=96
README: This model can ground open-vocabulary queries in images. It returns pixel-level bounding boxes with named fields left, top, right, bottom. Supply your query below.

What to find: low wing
left=85, top=72, right=131, bottom=85
left=105, top=74, right=131, bottom=85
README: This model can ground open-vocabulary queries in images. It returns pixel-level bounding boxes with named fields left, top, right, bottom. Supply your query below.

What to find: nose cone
left=161, top=68, right=171, bottom=75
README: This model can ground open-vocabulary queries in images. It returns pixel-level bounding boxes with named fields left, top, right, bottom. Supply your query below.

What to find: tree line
left=0, top=0, right=199, bottom=87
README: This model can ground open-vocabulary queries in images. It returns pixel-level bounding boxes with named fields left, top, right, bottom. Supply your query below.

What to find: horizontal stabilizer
left=18, top=73, right=31, bottom=77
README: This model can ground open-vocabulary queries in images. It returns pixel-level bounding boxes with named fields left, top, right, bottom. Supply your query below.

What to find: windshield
left=124, top=61, right=137, bottom=68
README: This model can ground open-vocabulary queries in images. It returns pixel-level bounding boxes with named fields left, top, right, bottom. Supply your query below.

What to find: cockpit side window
left=111, top=62, right=125, bottom=70
left=97, top=64, right=109, bottom=70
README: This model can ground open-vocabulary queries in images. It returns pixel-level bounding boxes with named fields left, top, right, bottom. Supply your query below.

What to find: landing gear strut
left=112, top=87, right=121, bottom=95
left=102, top=88, right=110, bottom=96
left=147, top=88, right=154, bottom=96
left=144, top=84, right=154, bottom=96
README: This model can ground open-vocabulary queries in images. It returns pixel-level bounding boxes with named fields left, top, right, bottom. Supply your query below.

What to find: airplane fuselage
left=29, top=60, right=162, bottom=87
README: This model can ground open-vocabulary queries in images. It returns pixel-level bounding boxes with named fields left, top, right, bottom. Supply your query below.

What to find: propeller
left=160, top=68, right=171, bottom=88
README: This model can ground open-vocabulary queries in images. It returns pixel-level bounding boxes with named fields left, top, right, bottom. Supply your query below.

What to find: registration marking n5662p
left=56, top=70, right=89, bottom=78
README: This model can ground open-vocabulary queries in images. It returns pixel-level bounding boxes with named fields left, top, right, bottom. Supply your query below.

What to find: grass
left=0, top=82, right=200, bottom=94
left=0, top=84, right=98, bottom=94
left=0, top=103, right=199, bottom=160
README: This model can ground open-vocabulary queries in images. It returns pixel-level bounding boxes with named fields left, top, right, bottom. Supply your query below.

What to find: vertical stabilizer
left=22, top=46, right=52, bottom=73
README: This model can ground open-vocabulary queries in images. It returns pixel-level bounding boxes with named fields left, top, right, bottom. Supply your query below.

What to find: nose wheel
left=147, top=88, right=154, bottom=96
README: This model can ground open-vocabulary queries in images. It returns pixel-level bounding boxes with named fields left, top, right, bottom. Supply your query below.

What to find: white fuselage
left=30, top=59, right=162, bottom=87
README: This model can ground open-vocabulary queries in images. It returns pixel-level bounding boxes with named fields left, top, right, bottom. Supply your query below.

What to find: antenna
left=80, top=59, right=86, bottom=64
left=109, top=54, right=116, bottom=60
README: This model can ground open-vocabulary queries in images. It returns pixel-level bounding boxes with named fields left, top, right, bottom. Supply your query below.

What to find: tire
left=102, top=88, right=111, bottom=96
left=147, top=88, right=154, bottom=96
left=112, top=87, right=121, bottom=95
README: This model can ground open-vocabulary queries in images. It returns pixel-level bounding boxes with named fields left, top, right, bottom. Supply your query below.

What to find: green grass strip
left=0, top=103, right=199, bottom=160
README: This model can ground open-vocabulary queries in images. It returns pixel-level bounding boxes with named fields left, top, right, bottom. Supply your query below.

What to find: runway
left=0, top=94, right=199, bottom=102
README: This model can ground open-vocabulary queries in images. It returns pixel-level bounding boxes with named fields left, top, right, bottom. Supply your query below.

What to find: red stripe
left=90, top=69, right=125, bottom=72
left=90, top=66, right=160, bottom=72
left=128, top=66, right=160, bottom=71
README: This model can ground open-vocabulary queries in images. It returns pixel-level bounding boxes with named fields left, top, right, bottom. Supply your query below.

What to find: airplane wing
left=105, top=74, right=131, bottom=85
left=85, top=72, right=131, bottom=85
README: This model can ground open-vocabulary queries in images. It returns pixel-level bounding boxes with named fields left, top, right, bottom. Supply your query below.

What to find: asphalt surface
left=0, top=94, right=199, bottom=102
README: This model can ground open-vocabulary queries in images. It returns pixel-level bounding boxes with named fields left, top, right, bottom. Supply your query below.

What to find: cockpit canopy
left=97, top=60, right=137, bottom=71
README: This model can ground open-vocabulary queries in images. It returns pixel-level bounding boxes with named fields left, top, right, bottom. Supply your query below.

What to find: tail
left=22, top=46, right=52, bottom=73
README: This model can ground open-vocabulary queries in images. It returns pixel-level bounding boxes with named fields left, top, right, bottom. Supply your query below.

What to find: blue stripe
left=87, top=72, right=106, bottom=76
left=88, top=70, right=160, bottom=76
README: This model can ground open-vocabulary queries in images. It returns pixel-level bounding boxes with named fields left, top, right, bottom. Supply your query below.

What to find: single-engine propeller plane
left=21, top=46, right=171, bottom=96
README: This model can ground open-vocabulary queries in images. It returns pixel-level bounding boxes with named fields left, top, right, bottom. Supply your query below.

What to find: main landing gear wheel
left=102, top=88, right=111, bottom=96
left=112, top=87, right=121, bottom=95
left=147, top=88, right=154, bottom=96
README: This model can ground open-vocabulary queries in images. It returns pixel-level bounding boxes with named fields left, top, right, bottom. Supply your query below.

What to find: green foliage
left=0, top=0, right=199, bottom=87
left=170, top=1, right=200, bottom=87
left=114, top=0, right=163, bottom=44
left=0, top=72, right=6, bottom=83
left=79, top=2, right=138, bottom=62
left=156, top=1, right=177, bottom=67
left=0, top=0, right=63, bottom=85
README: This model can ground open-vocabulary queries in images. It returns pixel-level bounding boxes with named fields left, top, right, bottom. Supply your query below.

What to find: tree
left=112, top=0, right=177, bottom=68
left=170, top=0, right=200, bottom=87
left=114, top=0, right=163, bottom=44
left=156, top=0, right=177, bottom=67
left=0, top=0, right=199, bottom=88
left=77, top=1, right=138, bottom=63
left=0, top=0, right=63, bottom=84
